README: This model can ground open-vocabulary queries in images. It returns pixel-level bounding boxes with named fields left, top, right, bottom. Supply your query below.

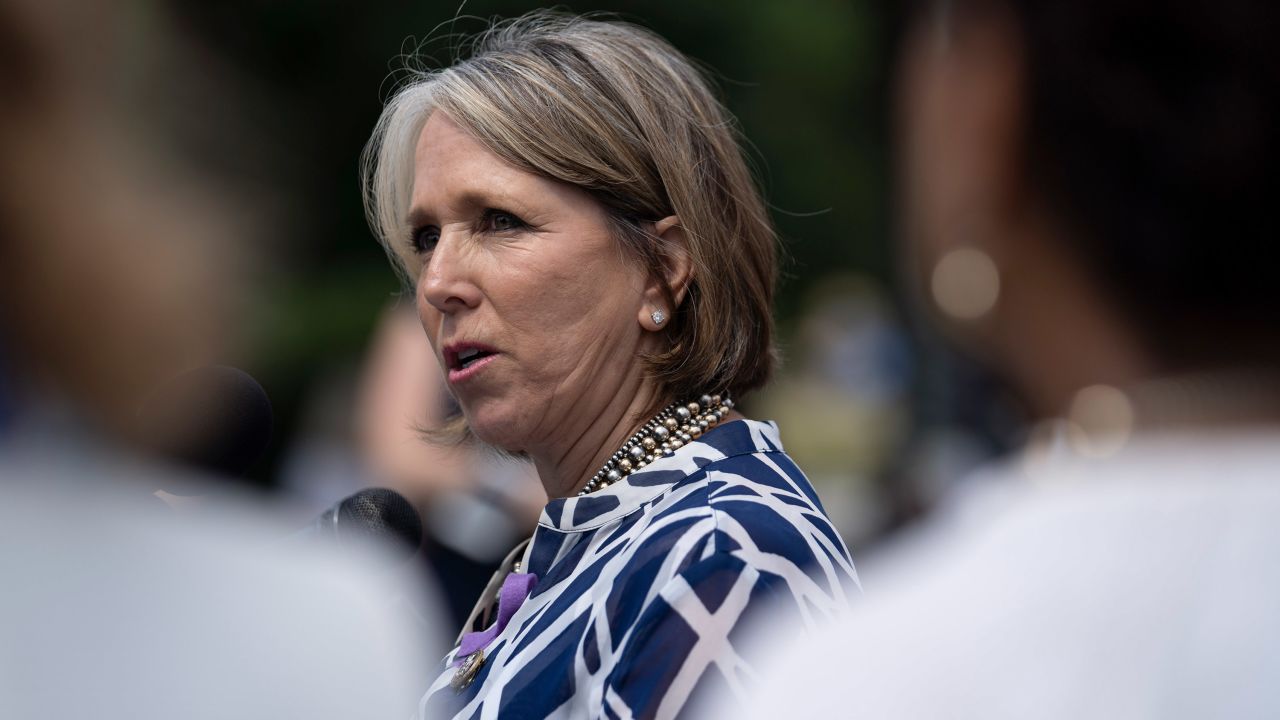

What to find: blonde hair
left=362, top=11, right=777, bottom=413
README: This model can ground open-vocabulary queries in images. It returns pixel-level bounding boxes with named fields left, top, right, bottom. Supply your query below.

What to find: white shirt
left=747, top=428, right=1280, bottom=719
left=0, top=434, right=440, bottom=720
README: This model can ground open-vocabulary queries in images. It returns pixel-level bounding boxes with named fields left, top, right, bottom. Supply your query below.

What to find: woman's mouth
left=444, top=343, right=499, bottom=383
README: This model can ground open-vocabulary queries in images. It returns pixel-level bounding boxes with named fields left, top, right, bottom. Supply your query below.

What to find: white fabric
left=747, top=428, right=1280, bottom=719
left=0, top=436, right=439, bottom=720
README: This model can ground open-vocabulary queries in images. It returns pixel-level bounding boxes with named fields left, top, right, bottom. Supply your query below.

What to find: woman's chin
left=464, top=412, right=527, bottom=454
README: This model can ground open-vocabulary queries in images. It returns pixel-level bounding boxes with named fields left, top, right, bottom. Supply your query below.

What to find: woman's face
left=406, top=112, right=652, bottom=452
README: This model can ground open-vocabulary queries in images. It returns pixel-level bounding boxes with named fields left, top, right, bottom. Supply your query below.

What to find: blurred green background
left=171, top=4, right=889, bottom=373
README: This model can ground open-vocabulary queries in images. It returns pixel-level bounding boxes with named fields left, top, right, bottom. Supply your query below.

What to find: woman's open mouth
left=443, top=343, right=499, bottom=383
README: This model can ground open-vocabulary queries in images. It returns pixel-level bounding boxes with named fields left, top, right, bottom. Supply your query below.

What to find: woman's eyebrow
left=407, top=188, right=536, bottom=227
left=405, top=205, right=432, bottom=230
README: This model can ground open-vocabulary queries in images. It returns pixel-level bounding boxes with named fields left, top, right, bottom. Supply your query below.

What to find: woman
left=362, top=12, right=858, bottom=719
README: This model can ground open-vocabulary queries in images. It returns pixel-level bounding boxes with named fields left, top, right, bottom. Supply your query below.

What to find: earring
left=930, top=247, right=1000, bottom=320
left=651, top=309, right=666, bottom=326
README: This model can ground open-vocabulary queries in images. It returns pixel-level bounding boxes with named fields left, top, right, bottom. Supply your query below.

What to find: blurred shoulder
left=744, top=429, right=1280, bottom=719
left=0, top=447, right=438, bottom=720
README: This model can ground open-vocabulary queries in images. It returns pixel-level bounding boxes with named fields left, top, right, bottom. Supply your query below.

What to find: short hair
left=362, top=11, right=778, bottom=411
left=938, top=0, right=1280, bottom=369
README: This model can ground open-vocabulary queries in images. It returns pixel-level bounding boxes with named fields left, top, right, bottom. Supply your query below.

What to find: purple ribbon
left=453, top=572, right=538, bottom=666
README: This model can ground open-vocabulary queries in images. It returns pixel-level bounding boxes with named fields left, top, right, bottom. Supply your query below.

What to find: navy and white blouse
left=419, top=419, right=859, bottom=719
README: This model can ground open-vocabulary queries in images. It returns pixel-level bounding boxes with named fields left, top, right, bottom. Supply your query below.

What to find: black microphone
left=136, top=365, right=273, bottom=479
left=294, top=487, right=424, bottom=563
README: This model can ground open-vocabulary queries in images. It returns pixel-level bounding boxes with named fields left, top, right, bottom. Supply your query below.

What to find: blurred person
left=0, top=2, right=435, bottom=718
left=362, top=11, right=859, bottom=718
left=356, top=301, right=544, bottom=631
left=755, top=274, right=914, bottom=547
left=744, top=1, right=1280, bottom=717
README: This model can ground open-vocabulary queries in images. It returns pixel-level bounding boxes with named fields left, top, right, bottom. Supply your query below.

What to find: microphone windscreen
left=136, top=365, right=273, bottom=478
left=337, top=487, right=423, bottom=557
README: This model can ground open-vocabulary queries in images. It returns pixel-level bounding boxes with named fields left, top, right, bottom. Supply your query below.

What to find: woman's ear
left=639, top=215, right=693, bottom=332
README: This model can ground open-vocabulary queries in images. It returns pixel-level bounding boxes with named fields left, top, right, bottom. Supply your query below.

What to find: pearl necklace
left=578, top=393, right=732, bottom=496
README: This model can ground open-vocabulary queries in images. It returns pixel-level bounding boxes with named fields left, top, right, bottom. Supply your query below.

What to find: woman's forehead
left=414, top=113, right=523, bottom=186
left=409, top=113, right=604, bottom=224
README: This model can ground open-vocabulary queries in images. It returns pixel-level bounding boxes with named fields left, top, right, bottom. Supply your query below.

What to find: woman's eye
left=410, top=226, right=440, bottom=254
left=482, top=209, right=525, bottom=233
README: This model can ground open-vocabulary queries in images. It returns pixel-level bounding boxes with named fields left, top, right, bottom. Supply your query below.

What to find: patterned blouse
left=419, top=419, right=859, bottom=719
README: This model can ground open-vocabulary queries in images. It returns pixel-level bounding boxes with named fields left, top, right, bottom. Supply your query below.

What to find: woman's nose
left=419, top=233, right=482, bottom=315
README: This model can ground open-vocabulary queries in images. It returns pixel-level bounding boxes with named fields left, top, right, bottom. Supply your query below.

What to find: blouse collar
left=537, top=418, right=784, bottom=533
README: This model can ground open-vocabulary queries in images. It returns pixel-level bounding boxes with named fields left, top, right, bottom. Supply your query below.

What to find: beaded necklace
left=578, top=393, right=732, bottom=495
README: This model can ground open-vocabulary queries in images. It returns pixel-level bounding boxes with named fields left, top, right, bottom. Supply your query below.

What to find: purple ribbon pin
left=453, top=572, right=538, bottom=666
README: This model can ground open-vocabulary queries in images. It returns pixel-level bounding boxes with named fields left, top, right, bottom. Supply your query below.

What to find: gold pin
left=450, top=650, right=485, bottom=691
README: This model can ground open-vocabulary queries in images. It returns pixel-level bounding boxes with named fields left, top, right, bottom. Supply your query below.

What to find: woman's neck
left=530, top=375, right=667, bottom=499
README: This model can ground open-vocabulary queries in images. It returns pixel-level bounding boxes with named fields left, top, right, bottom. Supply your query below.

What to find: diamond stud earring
left=651, top=309, right=666, bottom=326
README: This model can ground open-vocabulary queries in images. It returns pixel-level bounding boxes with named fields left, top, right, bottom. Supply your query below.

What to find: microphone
left=294, top=487, right=424, bottom=563
left=136, top=365, right=273, bottom=479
